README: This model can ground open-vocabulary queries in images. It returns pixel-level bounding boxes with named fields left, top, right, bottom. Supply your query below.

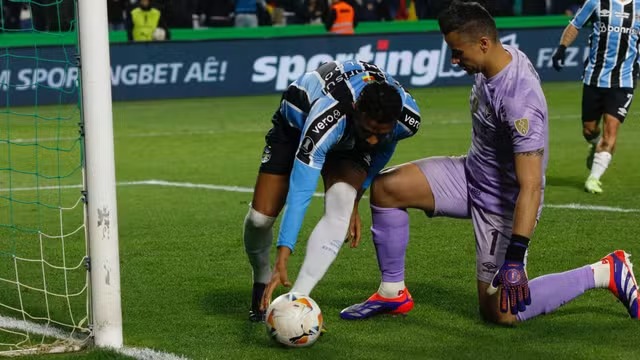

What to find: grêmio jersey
left=276, top=59, right=421, bottom=252
left=571, top=0, right=640, bottom=88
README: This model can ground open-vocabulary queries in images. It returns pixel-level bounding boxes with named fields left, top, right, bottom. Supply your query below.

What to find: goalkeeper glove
left=551, top=45, right=567, bottom=71
left=489, top=234, right=531, bottom=315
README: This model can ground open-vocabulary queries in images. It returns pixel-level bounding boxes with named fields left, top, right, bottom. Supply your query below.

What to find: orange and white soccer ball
left=265, top=293, right=323, bottom=347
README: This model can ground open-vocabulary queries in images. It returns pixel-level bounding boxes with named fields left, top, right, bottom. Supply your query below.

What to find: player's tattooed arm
left=516, top=148, right=544, bottom=157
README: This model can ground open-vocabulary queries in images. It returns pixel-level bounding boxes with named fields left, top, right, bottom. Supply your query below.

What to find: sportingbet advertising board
left=1, top=27, right=589, bottom=106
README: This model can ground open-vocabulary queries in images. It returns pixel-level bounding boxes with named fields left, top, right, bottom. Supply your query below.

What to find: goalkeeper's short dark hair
left=438, top=0, right=498, bottom=42
left=355, top=82, right=403, bottom=124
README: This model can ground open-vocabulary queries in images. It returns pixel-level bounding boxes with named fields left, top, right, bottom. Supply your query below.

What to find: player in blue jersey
left=552, top=0, right=640, bottom=194
left=242, top=60, right=421, bottom=321
left=340, top=1, right=638, bottom=325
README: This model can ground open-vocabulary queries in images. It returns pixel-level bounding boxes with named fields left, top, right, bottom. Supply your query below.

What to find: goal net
left=0, top=0, right=121, bottom=355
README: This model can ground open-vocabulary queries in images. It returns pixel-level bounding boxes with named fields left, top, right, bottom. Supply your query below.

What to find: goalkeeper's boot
left=249, top=282, right=266, bottom=322
left=584, top=175, right=603, bottom=194
left=586, top=143, right=596, bottom=170
left=602, top=250, right=639, bottom=319
left=339, top=288, right=414, bottom=320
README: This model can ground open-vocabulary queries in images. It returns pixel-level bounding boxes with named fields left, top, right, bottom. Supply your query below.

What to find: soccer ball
left=265, top=293, right=323, bottom=347
left=152, top=27, right=166, bottom=41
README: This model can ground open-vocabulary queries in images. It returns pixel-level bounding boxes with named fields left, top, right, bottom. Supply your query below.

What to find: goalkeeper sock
left=378, top=281, right=406, bottom=298
left=371, top=205, right=409, bottom=284
left=291, top=182, right=357, bottom=295
left=590, top=151, right=612, bottom=180
left=516, top=265, right=595, bottom=321
left=590, top=259, right=610, bottom=288
left=243, top=206, right=275, bottom=284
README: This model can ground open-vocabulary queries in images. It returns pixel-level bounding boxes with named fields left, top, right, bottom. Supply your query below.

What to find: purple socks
left=371, top=205, right=409, bottom=282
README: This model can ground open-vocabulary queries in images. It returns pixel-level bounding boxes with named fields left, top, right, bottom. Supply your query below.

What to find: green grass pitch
left=2, top=81, right=640, bottom=359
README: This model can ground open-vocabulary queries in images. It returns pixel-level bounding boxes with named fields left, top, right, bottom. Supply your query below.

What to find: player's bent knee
left=245, top=206, right=276, bottom=230
left=370, top=174, right=399, bottom=207
left=325, top=182, right=357, bottom=221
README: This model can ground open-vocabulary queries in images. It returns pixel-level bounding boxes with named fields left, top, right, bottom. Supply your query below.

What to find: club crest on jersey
left=514, top=118, right=529, bottom=136
left=362, top=75, right=375, bottom=83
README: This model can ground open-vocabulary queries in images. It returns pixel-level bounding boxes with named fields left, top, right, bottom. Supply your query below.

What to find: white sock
left=590, top=260, right=610, bottom=289
left=589, top=151, right=612, bottom=180
left=243, top=206, right=275, bottom=284
left=378, top=281, right=406, bottom=298
left=291, top=183, right=357, bottom=295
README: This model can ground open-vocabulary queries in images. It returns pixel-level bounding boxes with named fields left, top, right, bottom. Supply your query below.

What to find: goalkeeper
left=242, top=59, right=421, bottom=321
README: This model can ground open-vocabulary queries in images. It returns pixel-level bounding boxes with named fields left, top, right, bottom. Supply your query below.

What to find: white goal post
left=78, top=0, right=123, bottom=349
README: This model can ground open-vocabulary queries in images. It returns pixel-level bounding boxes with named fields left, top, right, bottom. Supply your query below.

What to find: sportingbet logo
left=251, top=36, right=516, bottom=91
left=599, top=23, right=639, bottom=35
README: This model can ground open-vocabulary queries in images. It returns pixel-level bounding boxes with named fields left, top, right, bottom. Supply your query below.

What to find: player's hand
left=261, top=262, right=291, bottom=311
left=487, top=260, right=531, bottom=314
left=487, top=235, right=531, bottom=314
left=346, top=206, right=362, bottom=248
left=261, top=248, right=292, bottom=311
left=551, top=45, right=567, bottom=71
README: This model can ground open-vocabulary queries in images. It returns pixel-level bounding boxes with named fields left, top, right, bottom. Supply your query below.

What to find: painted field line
left=0, top=315, right=189, bottom=360
left=1, top=179, right=637, bottom=213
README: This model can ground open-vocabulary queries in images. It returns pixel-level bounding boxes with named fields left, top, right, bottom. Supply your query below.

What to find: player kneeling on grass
left=340, top=1, right=639, bottom=324
left=241, top=59, right=421, bottom=321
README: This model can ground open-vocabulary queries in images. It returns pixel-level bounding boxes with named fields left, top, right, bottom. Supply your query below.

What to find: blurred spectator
left=522, top=0, right=546, bottom=15
left=277, top=0, right=308, bottom=24
left=413, top=0, right=428, bottom=19
left=489, top=0, right=515, bottom=16
left=235, top=0, right=267, bottom=27
left=1, top=1, right=22, bottom=31
left=107, top=0, right=128, bottom=30
left=359, top=0, right=384, bottom=21
left=325, top=0, right=357, bottom=34
left=207, top=0, right=234, bottom=27
left=424, top=0, right=448, bottom=19
left=549, top=0, right=581, bottom=15
left=126, top=0, right=170, bottom=41
left=31, top=0, right=74, bottom=31
left=19, top=4, right=32, bottom=30
left=305, top=0, right=329, bottom=24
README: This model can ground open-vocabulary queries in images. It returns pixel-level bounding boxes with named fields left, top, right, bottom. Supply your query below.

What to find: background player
left=242, top=59, right=421, bottom=321
left=551, top=0, right=640, bottom=194
left=340, top=1, right=638, bottom=325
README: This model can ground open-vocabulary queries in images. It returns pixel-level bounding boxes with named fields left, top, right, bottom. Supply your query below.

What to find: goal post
left=77, top=0, right=123, bottom=349
left=0, top=0, right=122, bottom=353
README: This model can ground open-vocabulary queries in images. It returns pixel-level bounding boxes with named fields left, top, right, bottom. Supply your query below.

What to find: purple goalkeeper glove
left=489, top=235, right=531, bottom=315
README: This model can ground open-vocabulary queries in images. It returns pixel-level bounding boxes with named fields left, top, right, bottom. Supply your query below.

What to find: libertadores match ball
left=265, top=292, right=323, bottom=347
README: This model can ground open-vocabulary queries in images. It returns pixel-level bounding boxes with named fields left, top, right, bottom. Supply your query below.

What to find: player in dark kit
left=552, top=0, right=640, bottom=194
left=341, top=1, right=639, bottom=325
left=242, top=59, right=421, bottom=321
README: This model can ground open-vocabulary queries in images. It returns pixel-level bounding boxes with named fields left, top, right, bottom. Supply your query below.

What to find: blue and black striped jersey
left=572, top=0, right=640, bottom=88
left=275, top=60, right=422, bottom=252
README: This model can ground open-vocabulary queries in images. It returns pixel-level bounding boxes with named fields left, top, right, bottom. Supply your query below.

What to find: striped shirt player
left=552, top=0, right=640, bottom=194
left=242, top=59, right=421, bottom=321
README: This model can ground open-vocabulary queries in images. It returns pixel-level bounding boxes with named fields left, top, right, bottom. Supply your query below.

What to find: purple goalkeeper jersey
left=465, top=45, right=549, bottom=218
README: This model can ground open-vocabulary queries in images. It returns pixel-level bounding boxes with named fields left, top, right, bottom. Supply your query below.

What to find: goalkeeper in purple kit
left=340, top=1, right=639, bottom=325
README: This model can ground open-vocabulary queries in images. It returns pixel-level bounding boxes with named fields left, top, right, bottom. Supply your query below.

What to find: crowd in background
left=0, top=0, right=584, bottom=33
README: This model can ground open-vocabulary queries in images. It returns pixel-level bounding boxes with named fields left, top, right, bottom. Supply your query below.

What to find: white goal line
left=0, top=315, right=189, bottom=359
left=0, top=179, right=637, bottom=213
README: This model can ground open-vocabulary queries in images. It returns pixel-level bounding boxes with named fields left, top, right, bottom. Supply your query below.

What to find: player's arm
left=489, top=99, right=546, bottom=314
left=274, top=100, right=346, bottom=263
left=512, top=149, right=543, bottom=239
left=552, top=0, right=596, bottom=70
